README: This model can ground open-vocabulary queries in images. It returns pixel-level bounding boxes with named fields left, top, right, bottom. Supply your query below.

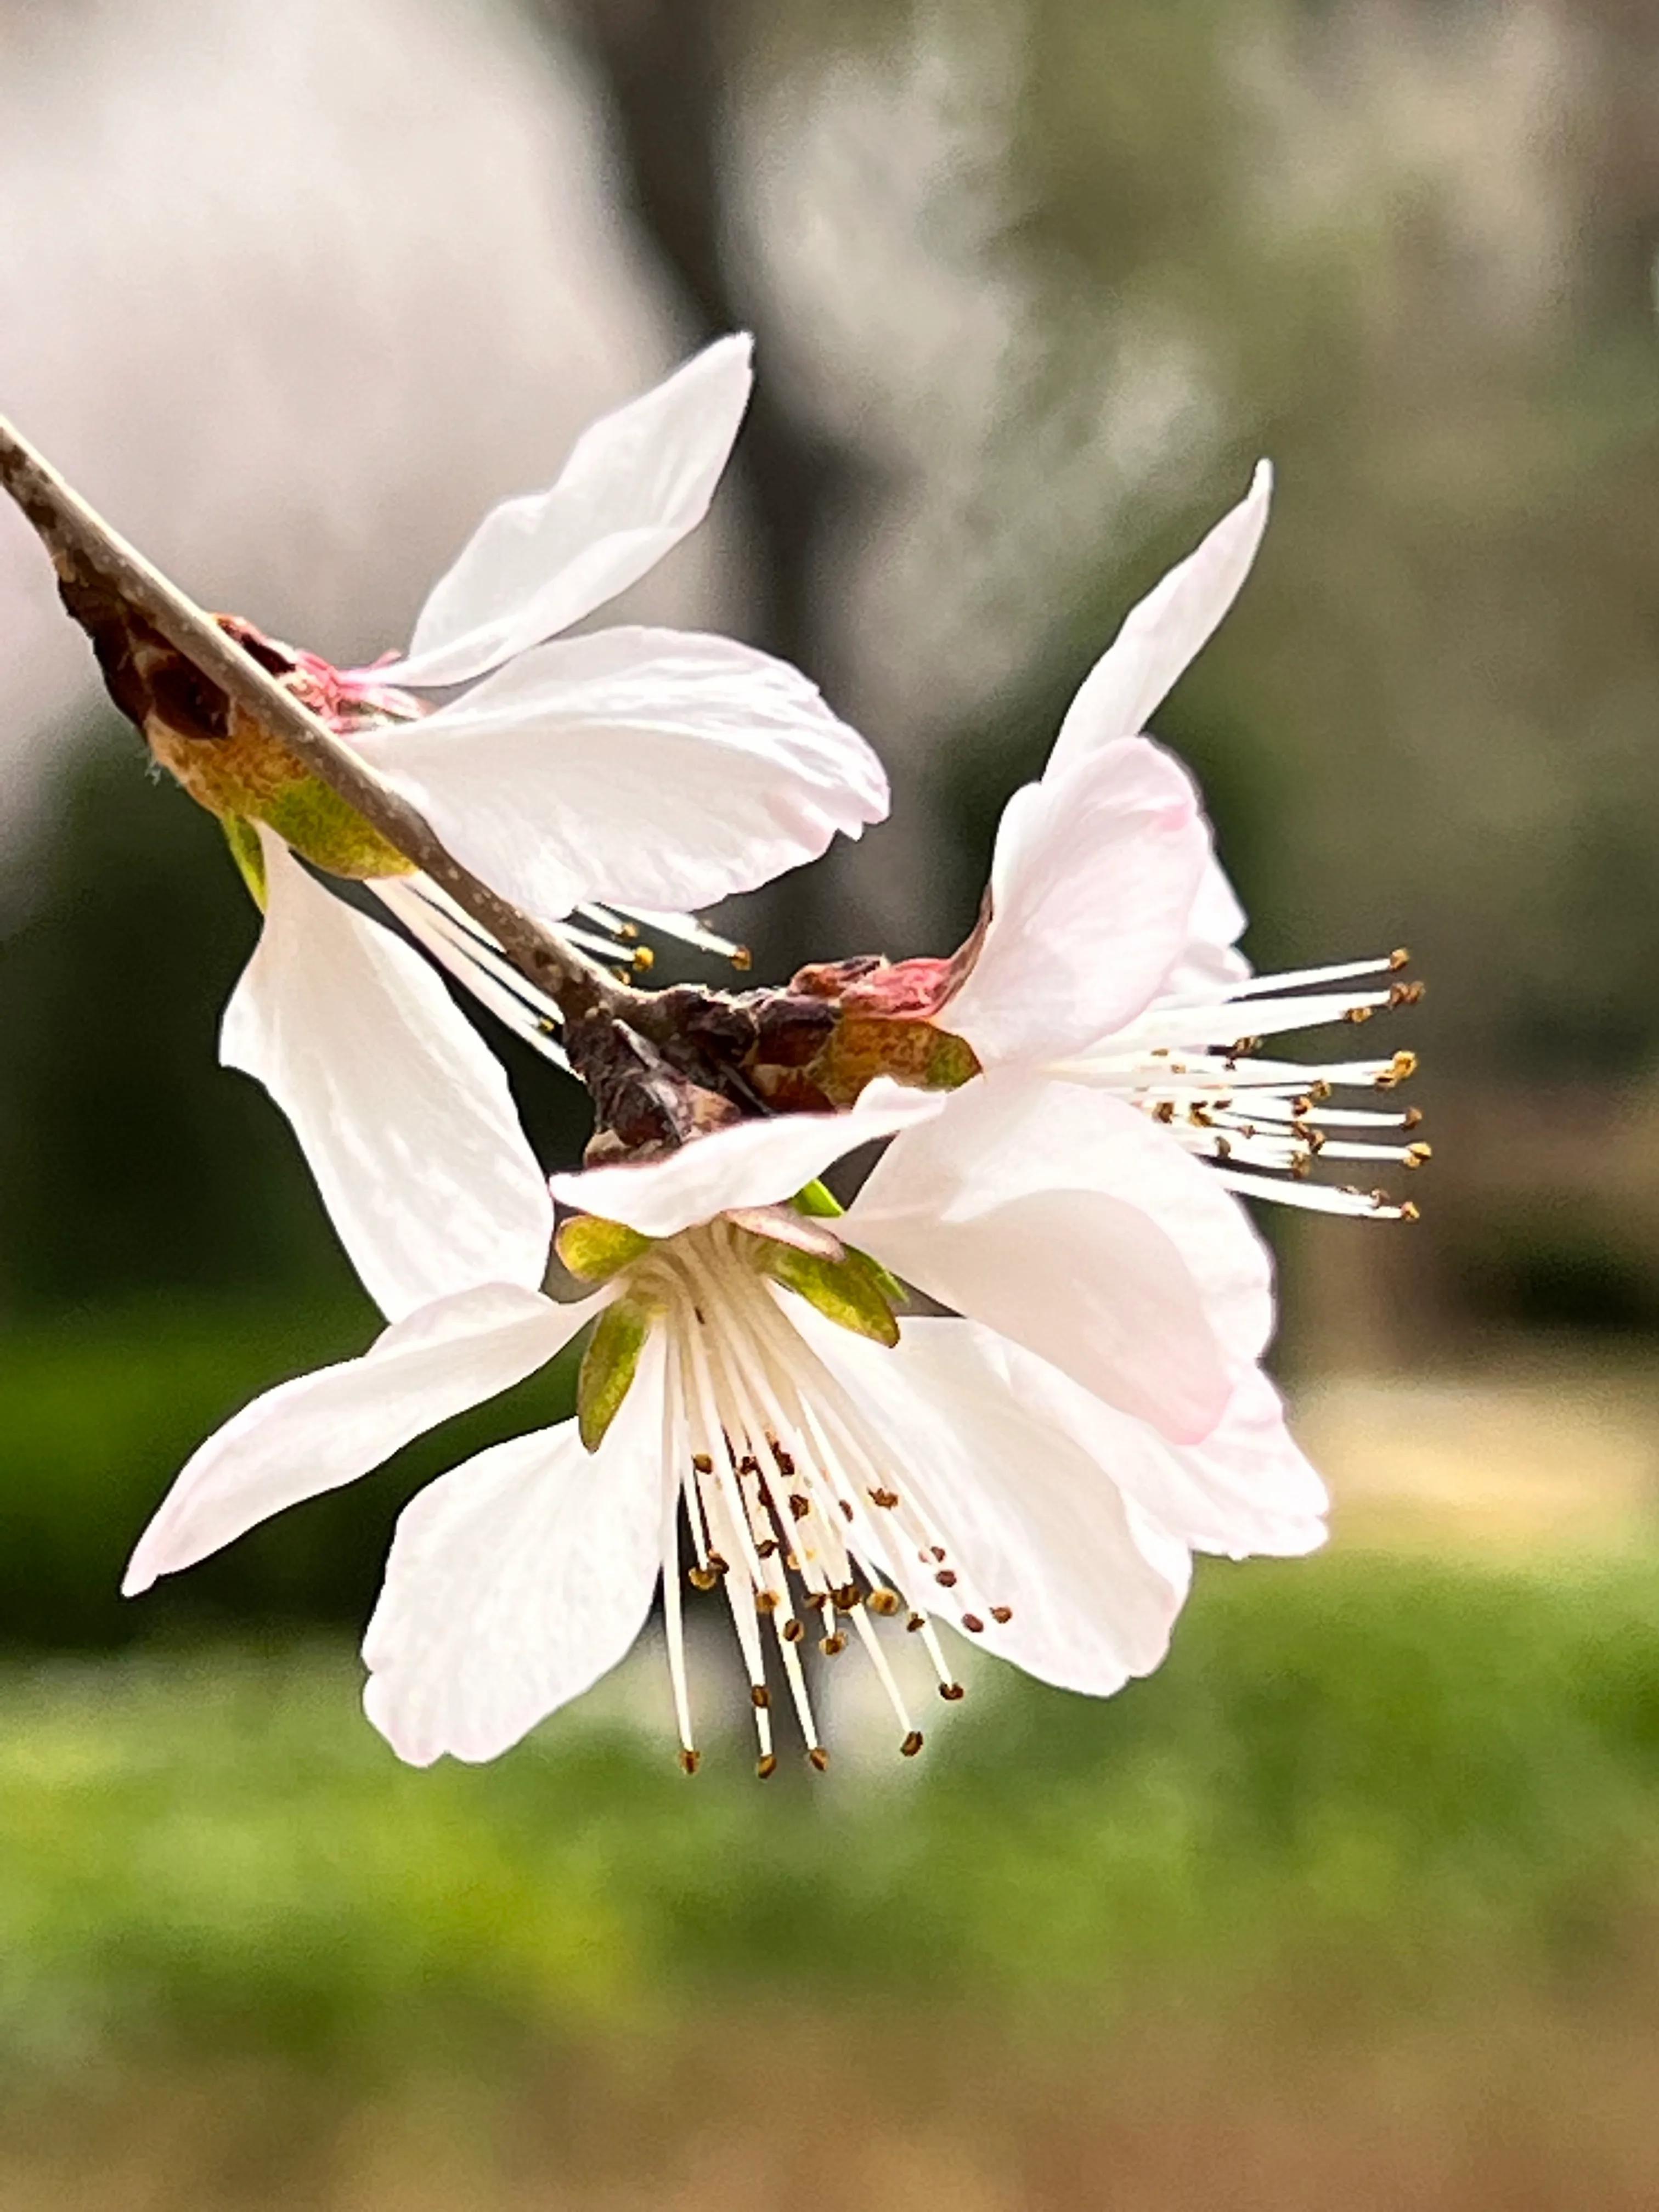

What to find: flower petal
left=809, top=1315, right=1190, bottom=1695
left=848, top=1074, right=1273, bottom=1440
left=945, top=738, right=1209, bottom=1064
left=550, top=1079, right=944, bottom=1242
left=373, top=335, right=755, bottom=689
left=223, top=834, right=555, bottom=1323
left=989, top=1348, right=1327, bottom=1560
left=1165, top=846, right=1252, bottom=998
left=122, top=1285, right=593, bottom=1596
left=362, top=1333, right=668, bottom=1765
left=1046, top=460, right=1272, bottom=779
left=357, top=627, right=889, bottom=921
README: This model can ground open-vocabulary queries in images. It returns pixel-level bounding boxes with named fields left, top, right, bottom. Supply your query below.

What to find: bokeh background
left=4, top=0, right=1659, bottom=2204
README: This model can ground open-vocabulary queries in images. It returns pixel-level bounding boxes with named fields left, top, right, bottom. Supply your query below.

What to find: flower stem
left=0, top=411, right=636, bottom=1030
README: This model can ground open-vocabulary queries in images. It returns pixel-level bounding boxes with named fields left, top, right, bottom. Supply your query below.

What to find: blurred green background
left=4, top=0, right=1659, bottom=2204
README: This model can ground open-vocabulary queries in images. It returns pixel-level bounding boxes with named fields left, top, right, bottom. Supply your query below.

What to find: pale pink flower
left=121, top=1067, right=1317, bottom=1771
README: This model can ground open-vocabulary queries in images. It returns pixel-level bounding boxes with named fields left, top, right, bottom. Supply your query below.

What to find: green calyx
left=756, top=1239, right=902, bottom=1347
left=256, top=776, right=415, bottom=882
left=221, top=814, right=268, bottom=909
left=557, top=1216, right=655, bottom=1283
left=792, top=1178, right=844, bottom=1219
left=577, top=1295, right=658, bottom=1453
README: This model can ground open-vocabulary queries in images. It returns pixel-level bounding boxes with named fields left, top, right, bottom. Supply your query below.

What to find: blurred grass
left=3, top=1553, right=1657, bottom=2078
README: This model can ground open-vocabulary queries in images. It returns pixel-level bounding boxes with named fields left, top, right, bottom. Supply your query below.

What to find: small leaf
left=557, top=1215, right=654, bottom=1282
left=577, top=1296, right=656, bottom=1452
left=758, top=1243, right=900, bottom=1347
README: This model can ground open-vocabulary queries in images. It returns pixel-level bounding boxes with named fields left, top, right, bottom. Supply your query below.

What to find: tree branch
left=0, top=411, right=639, bottom=1030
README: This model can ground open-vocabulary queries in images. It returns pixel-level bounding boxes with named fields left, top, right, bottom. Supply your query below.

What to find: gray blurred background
left=5, top=2, right=1659, bottom=2205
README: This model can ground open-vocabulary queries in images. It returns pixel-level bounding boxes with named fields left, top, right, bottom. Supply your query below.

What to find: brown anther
left=838, top=1499, right=855, bottom=1522
left=1311, top=1080, right=1334, bottom=1102
left=869, top=1487, right=899, bottom=1510
left=1402, top=1106, right=1424, bottom=1130
left=1213, top=1135, right=1232, bottom=1160
left=1229, top=1036, right=1263, bottom=1056
left=731, top=945, right=753, bottom=972
left=616, top=921, right=640, bottom=940
left=691, top=1452, right=713, bottom=1475
left=807, top=1746, right=830, bottom=1772
left=990, top=1605, right=1013, bottom=1624
left=804, top=1589, right=828, bottom=1610
left=751, top=1685, right=771, bottom=1710
left=788, top=1493, right=810, bottom=1521
left=1187, top=1104, right=1214, bottom=1128
left=906, top=1612, right=926, bottom=1633
left=771, top=1443, right=796, bottom=1478
left=1400, top=1199, right=1421, bottom=1223
left=755, top=1538, right=778, bottom=1560
left=1404, top=1143, right=1432, bottom=1168
left=939, top=1682, right=966, bottom=1703
left=679, top=1749, right=701, bottom=1776
left=755, top=1590, right=779, bottom=1613
left=784, top=1552, right=802, bottom=1574
left=1389, top=947, right=1410, bottom=969
left=820, top=1632, right=848, bottom=1656
left=1290, top=1153, right=1313, bottom=1180
left=738, top=1453, right=760, bottom=1477
left=961, top=1613, right=985, bottom=1634
left=934, top=1568, right=958, bottom=1589
left=1292, top=1095, right=1313, bottom=1116
left=1344, top=1005, right=1375, bottom=1025
left=901, top=1730, right=924, bottom=1758
left=1152, top=1100, right=1176, bottom=1124
left=929, top=1545, right=946, bottom=1562
left=782, top=1617, right=805, bottom=1644
left=1388, top=980, right=1425, bottom=1008
left=833, top=1582, right=861, bottom=1612
left=688, top=1567, right=719, bottom=1592
left=755, top=1753, right=777, bottom=1779
left=867, top=1589, right=902, bottom=1617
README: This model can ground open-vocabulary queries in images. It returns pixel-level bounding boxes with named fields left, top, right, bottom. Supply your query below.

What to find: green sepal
left=557, top=1216, right=654, bottom=1283
left=577, top=1295, right=657, bottom=1452
left=222, top=814, right=268, bottom=910
left=758, top=1242, right=901, bottom=1347
left=792, top=1178, right=845, bottom=1220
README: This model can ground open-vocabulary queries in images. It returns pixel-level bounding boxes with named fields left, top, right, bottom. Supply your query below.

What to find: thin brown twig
left=0, top=411, right=641, bottom=1030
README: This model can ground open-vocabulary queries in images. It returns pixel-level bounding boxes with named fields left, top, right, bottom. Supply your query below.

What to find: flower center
left=623, top=1221, right=1009, bottom=1777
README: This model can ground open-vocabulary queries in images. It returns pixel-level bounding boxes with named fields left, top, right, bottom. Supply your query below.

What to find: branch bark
left=0, top=411, right=638, bottom=1030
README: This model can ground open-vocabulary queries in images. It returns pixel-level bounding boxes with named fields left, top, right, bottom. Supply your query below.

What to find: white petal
left=357, top=627, right=888, bottom=921
left=1164, top=847, right=1252, bottom=998
left=362, top=1332, right=668, bottom=1765
left=123, top=1285, right=594, bottom=1595
left=810, top=1316, right=1190, bottom=1695
left=945, top=739, right=1208, bottom=1064
left=848, top=1074, right=1273, bottom=1440
left=995, top=1348, right=1327, bottom=1560
left=223, top=834, right=555, bottom=1323
left=1046, top=460, right=1272, bottom=778
left=374, top=335, right=755, bottom=689
left=550, top=1079, right=944, bottom=1240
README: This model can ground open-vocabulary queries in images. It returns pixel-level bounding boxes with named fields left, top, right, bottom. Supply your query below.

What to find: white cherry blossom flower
left=862, top=462, right=1428, bottom=1222
left=121, top=1070, right=1325, bottom=1773
left=145, top=336, right=888, bottom=1316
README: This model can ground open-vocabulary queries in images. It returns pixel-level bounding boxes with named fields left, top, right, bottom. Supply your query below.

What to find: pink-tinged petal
left=808, top=1315, right=1190, bottom=1696
left=847, top=1074, right=1273, bottom=1439
left=551, top=1079, right=944, bottom=1241
left=223, top=834, right=554, bottom=1323
left=362, top=1333, right=668, bottom=1765
left=945, top=738, right=1209, bottom=1064
left=373, top=335, right=755, bottom=689
left=986, top=1347, right=1327, bottom=1561
left=357, top=627, right=888, bottom=921
left=1164, top=846, right=1252, bottom=998
left=122, top=1285, right=595, bottom=1596
left=1046, top=460, right=1272, bottom=779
